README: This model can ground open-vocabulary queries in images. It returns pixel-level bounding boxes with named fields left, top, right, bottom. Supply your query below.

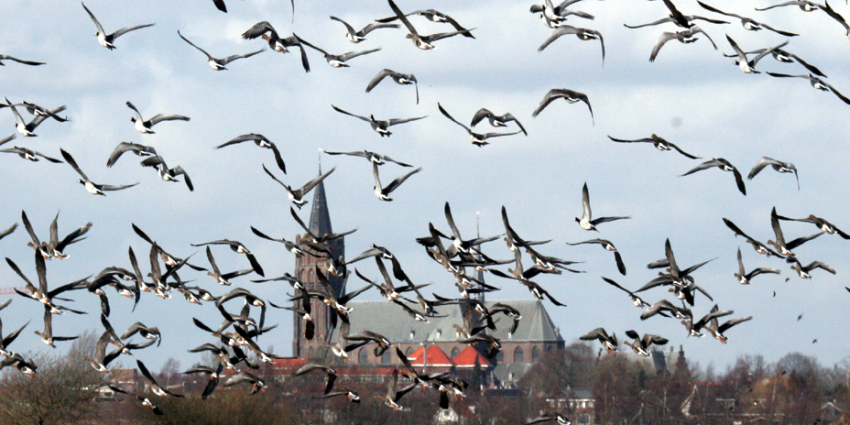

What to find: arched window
left=532, top=346, right=540, bottom=363
left=405, top=347, right=415, bottom=357
left=381, top=349, right=391, bottom=364
left=359, top=348, right=368, bottom=364
left=451, top=347, right=460, bottom=358
left=514, top=347, right=524, bottom=363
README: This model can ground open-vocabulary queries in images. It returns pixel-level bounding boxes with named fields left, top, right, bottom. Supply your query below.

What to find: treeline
left=0, top=339, right=848, bottom=425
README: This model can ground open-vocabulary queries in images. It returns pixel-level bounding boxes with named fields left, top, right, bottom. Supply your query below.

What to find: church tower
left=292, top=164, right=346, bottom=359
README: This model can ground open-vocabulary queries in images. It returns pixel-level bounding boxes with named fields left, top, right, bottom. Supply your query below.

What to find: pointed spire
left=309, top=152, right=332, bottom=236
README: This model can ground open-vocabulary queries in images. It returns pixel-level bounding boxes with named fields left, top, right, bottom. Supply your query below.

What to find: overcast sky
left=1, top=0, right=849, bottom=373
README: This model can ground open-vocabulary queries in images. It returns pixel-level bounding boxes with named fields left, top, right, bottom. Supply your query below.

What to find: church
left=289, top=171, right=565, bottom=386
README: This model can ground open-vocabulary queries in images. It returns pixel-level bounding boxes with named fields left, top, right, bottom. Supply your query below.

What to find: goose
left=755, top=1, right=824, bottom=12
left=579, top=327, right=618, bottom=353
left=378, top=8, right=475, bottom=38
left=241, top=22, right=311, bottom=72
left=324, top=149, right=412, bottom=167
left=7, top=255, right=86, bottom=313
left=649, top=26, right=717, bottom=62
left=575, top=182, right=631, bottom=231
left=640, top=299, right=687, bottom=320
left=177, top=30, right=264, bottom=70
left=138, top=360, right=184, bottom=398
left=346, top=244, right=394, bottom=265
left=697, top=1, right=798, bottom=35
left=724, top=48, right=826, bottom=77
left=567, top=239, right=626, bottom=275
left=680, top=158, right=746, bottom=195
left=372, top=162, right=421, bottom=201
left=532, top=88, right=593, bottom=124
left=105, top=142, right=156, bottom=167
left=525, top=411, right=571, bottom=424
left=121, top=322, right=162, bottom=347
left=623, top=330, right=668, bottom=356
left=775, top=214, right=850, bottom=239
left=388, top=0, right=474, bottom=50
left=319, top=388, right=361, bottom=403
left=126, top=101, right=190, bottom=134
left=34, top=306, right=78, bottom=349
left=0, top=143, right=62, bottom=163
left=83, top=328, right=124, bottom=373
left=263, top=164, right=334, bottom=209
left=4, top=99, right=65, bottom=137
left=332, top=104, right=426, bottom=137
left=1, top=354, right=38, bottom=378
left=43, top=211, right=91, bottom=260
left=748, top=157, right=799, bottom=190
left=81, top=2, right=155, bottom=50
left=22, top=210, right=53, bottom=259
left=765, top=72, right=850, bottom=105
left=683, top=307, right=733, bottom=338
left=0, top=318, right=29, bottom=358
left=734, top=248, right=780, bottom=284
left=250, top=226, right=303, bottom=256
left=530, top=0, right=596, bottom=26
left=132, top=223, right=208, bottom=273
left=190, top=239, right=264, bottom=277
left=0, top=55, right=44, bottom=66
left=438, top=103, right=520, bottom=147
left=725, top=36, right=788, bottom=74
left=290, top=207, right=357, bottom=244
left=218, top=133, right=287, bottom=173
left=140, top=155, right=193, bottom=191
left=705, top=313, right=752, bottom=343
left=723, top=218, right=782, bottom=257
left=296, top=37, right=381, bottom=67
left=375, top=369, right=416, bottom=411
left=183, top=364, right=223, bottom=400
left=602, top=277, right=652, bottom=309
left=538, top=25, right=605, bottom=66
left=295, top=362, right=338, bottom=394
left=217, top=287, right=267, bottom=330
left=767, top=207, right=822, bottom=256
left=366, top=69, right=419, bottom=104
left=330, top=16, right=399, bottom=43
left=789, top=258, right=836, bottom=279
left=608, top=134, right=700, bottom=159
left=470, top=108, right=527, bottom=136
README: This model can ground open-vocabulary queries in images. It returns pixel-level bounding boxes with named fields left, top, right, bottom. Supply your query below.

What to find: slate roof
left=329, top=299, right=564, bottom=343
left=308, top=171, right=332, bottom=237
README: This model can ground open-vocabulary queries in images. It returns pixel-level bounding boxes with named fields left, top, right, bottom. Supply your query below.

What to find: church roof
left=453, top=346, right=492, bottom=367
left=407, top=345, right=454, bottom=367
left=308, top=170, right=332, bottom=237
left=329, top=299, right=563, bottom=344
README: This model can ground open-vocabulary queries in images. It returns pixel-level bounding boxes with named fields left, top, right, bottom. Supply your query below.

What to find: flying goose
left=183, top=363, right=224, bottom=400
left=567, top=239, right=626, bottom=275
left=106, top=142, right=156, bottom=168
left=241, top=22, right=311, bottom=72
left=532, top=88, right=593, bottom=124
left=4, top=100, right=65, bottom=137
left=725, top=36, right=788, bottom=74
left=755, top=1, right=824, bottom=12
left=7, top=254, right=86, bottom=314
left=602, top=277, right=652, bottom=309
left=0, top=318, right=28, bottom=358
left=0, top=55, right=44, bottom=66
left=624, top=0, right=729, bottom=29
left=705, top=310, right=752, bottom=343
left=372, top=162, right=421, bottom=201
left=190, top=239, right=264, bottom=277
left=765, top=72, right=850, bottom=105
left=40, top=211, right=91, bottom=260
left=538, top=25, right=605, bottom=66
left=0, top=142, right=62, bottom=163
left=83, top=327, right=124, bottom=373
left=138, top=360, right=184, bottom=398
left=250, top=226, right=303, bottom=256
left=126, top=101, right=190, bottom=134
left=375, top=369, right=417, bottom=411
left=296, top=36, right=381, bottom=67
left=624, top=330, right=668, bottom=356
left=204, top=247, right=253, bottom=286
left=649, top=26, right=717, bottom=62
left=121, top=322, right=162, bottom=347
left=388, top=0, right=474, bottom=50
left=332, top=105, right=426, bottom=137
left=177, top=30, right=264, bottom=70
left=218, top=133, right=287, bottom=174
left=734, top=248, right=780, bottom=284
left=290, top=207, right=357, bottom=244
left=768, top=207, right=823, bottom=256
left=789, top=258, right=836, bottom=278
left=81, top=2, right=155, bottom=50
left=330, top=16, right=399, bottom=43
left=580, top=327, right=618, bottom=353
left=530, top=0, right=596, bottom=26
left=439, top=103, right=520, bottom=147
left=324, top=149, right=412, bottom=167
left=470, top=108, right=527, bottom=136
left=608, top=134, right=700, bottom=159
left=366, top=69, right=419, bottom=104
left=263, top=164, right=334, bottom=209
left=680, top=158, right=746, bottom=195
left=378, top=8, right=476, bottom=37
left=697, top=1, right=799, bottom=35
left=724, top=48, right=826, bottom=77
left=294, top=362, right=338, bottom=394
left=35, top=304, right=77, bottom=349
left=575, top=182, right=631, bottom=231
left=775, top=214, right=850, bottom=239
left=140, top=155, right=193, bottom=191
left=723, top=218, right=782, bottom=257
left=747, top=157, right=799, bottom=190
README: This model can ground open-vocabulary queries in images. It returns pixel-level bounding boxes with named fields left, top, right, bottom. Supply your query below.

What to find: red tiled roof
left=408, top=345, right=454, bottom=367
left=452, top=346, right=492, bottom=367
left=272, top=357, right=308, bottom=371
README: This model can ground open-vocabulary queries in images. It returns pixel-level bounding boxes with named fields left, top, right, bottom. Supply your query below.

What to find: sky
left=1, top=0, right=849, bottom=374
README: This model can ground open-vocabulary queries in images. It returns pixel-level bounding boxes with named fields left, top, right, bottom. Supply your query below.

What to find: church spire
left=309, top=150, right=332, bottom=236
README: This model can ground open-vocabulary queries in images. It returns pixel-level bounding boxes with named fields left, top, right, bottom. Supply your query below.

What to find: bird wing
left=538, top=26, right=577, bottom=52
left=360, top=22, right=400, bottom=36
left=177, top=30, right=212, bottom=59
left=389, top=0, right=420, bottom=39
left=383, top=167, right=421, bottom=195
left=624, top=17, right=674, bottom=29
left=148, top=114, right=190, bottom=126
left=329, top=16, right=357, bottom=35
left=387, top=115, right=427, bottom=126
left=100, top=182, right=139, bottom=192
left=81, top=3, right=105, bottom=35
left=581, top=182, right=592, bottom=221
left=366, top=69, right=393, bottom=92
left=438, top=103, right=470, bottom=131
left=824, top=81, right=850, bottom=105
left=724, top=34, right=748, bottom=63
left=532, top=89, right=564, bottom=117
left=111, top=24, right=155, bottom=40
left=339, top=47, right=381, bottom=62
left=1, top=55, right=44, bottom=66
left=220, top=48, right=265, bottom=65
left=60, top=149, right=90, bottom=182
left=666, top=140, right=701, bottom=159
left=697, top=1, right=743, bottom=19
left=680, top=158, right=720, bottom=177
left=748, top=157, right=777, bottom=180
left=331, top=105, right=370, bottom=122
left=614, top=250, right=627, bottom=275
left=295, top=167, right=335, bottom=199
left=241, top=21, right=277, bottom=40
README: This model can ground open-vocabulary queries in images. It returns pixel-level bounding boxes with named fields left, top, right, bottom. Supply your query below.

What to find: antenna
left=318, top=148, right=323, bottom=174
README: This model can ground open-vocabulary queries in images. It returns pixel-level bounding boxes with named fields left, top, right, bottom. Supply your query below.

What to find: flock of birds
left=0, top=0, right=848, bottom=423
